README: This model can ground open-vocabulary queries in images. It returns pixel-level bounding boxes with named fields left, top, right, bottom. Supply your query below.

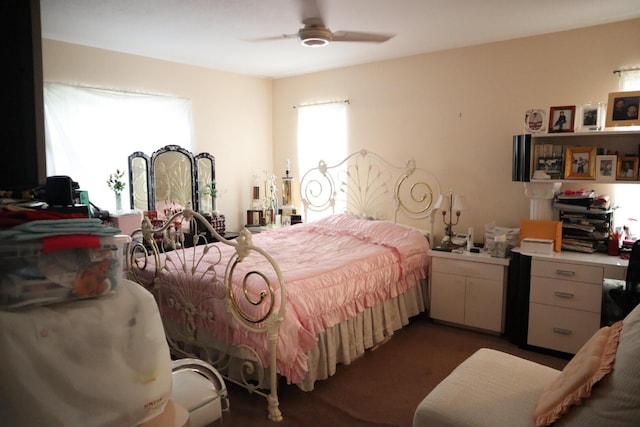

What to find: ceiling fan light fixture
left=298, top=27, right=332, bottom=47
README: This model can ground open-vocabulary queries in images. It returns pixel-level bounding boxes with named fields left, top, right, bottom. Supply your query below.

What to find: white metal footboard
left=128, top=208, right=286, bottom=422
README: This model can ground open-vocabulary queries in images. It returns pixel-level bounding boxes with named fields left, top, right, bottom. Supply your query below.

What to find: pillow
left=534, top=320, right=623, bottom=426
left=555, top=303, right=640, bottom=426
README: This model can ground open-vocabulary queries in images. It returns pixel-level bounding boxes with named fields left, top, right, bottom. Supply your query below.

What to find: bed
left=127, top=149, right=441, bottom=421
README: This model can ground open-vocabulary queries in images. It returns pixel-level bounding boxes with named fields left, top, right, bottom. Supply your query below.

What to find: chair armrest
left=171, top=358, right=229, bottom=412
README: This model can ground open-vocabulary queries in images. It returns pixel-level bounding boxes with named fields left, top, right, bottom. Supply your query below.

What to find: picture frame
left=524, top=108, right=546, bottom=133
left=596, top=155, right=617, bottom=182
left=606, top=91, right=640, bottom=128
left=548, top=105, right=576, bottom=133
left=536, top=156, right=563, bottom=179
left=577, top=102, right=606, bottom=132
left=616, top=156, right=639, bottom=181
left=564, top=146, right=596, bottom=179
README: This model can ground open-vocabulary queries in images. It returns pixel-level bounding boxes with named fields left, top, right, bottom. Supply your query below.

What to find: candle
left=286, top=158, right=290, bottom=175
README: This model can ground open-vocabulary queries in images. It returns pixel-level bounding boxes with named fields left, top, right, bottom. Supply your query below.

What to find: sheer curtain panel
left=43, top=83, right=194, bottom=213
left=296, top=101, right=348, bottom=222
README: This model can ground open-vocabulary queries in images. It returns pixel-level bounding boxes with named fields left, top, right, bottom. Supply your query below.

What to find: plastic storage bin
left=0, top=235, right=130, bottom=309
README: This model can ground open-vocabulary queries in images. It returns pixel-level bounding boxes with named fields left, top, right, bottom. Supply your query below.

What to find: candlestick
left=282, top=175, right=293, bottom=208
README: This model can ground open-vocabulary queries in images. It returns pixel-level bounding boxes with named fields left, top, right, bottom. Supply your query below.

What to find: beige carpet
left=216, top=315, right=568, bottom=427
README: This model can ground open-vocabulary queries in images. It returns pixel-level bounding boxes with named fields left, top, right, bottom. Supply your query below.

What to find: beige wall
left=273, top=18, right=640, bottom=242
left=42, top=18, right=640, bottom=238
left=42, top=39, right=272, bottom=231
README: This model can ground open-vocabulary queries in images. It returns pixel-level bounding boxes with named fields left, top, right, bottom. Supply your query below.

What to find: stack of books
left=561, top=238, right=597, bottom=253
left=553, top=190, right=611, bottom=211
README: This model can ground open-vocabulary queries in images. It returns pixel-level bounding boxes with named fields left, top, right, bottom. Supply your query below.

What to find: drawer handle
left=555, top=269, right=575, bottom=277
left=553, top=327, right=572, bottom=335
left=554, top=291, right=574, bottom=299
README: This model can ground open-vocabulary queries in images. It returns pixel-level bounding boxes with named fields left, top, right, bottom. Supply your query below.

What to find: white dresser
left=512, top=249, right=628, bottom=355
left=429, top=250, right=509, bottom=333
left=528, top=259, right=604, bottom=354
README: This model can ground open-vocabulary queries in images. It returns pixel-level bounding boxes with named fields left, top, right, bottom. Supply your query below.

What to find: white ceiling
left=40, top=0, right=640, bottom=79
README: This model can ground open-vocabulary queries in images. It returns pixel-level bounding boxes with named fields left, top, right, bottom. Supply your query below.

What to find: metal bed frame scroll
left=128, top=209, right=287, bottom=422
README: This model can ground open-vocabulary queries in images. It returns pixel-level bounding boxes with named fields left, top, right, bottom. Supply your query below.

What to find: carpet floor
left=214, top=314, right=568, bottom=427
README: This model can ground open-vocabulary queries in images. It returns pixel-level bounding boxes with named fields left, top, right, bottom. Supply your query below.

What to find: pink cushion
left=534, top=320, right=623, bottom=426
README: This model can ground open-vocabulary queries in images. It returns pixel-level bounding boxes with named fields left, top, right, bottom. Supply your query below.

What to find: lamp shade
left=433, top=194, right=444, bottom=211
left=451, top=195, right=465, bottom=212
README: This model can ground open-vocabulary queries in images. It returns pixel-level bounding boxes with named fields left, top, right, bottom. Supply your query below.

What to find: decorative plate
left=524, top=109, right=546, bottom=133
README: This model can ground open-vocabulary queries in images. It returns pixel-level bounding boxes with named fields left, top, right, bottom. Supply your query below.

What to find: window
left=296, top=101, right=348, bottom=222
left=619, top=68, right=640, bottom=91
left=614, top=69, right=640, bottom=236
left=43, top=83, right=194, bottom=212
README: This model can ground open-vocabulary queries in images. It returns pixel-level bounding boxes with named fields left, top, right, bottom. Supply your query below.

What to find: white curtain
left=296, top=101, right=348, bottom=222
left=43, top=82, right=194, bottom=212
left=618, top=68, right=640, bottom=91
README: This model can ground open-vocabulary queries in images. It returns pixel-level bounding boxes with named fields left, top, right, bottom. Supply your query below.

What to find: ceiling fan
left=289, top=17, right=393, bottom=47
left=252, top=0, right=394, bottom=47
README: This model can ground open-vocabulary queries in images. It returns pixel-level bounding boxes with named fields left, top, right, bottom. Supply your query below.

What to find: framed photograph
left=549, top=105, right=576, bottom=133
left=616, top=156, right=639, bottom=181
left=536, top=156, right=563, bottom=179
left=564, top=146, right=596, bottom=179
left=577, top=102, right=606, bottom=131
left=596, top=155, right=616, bottom=182
left=606, top=91, right=640, bottom=128
left=524, top=109, right=546, bottom=133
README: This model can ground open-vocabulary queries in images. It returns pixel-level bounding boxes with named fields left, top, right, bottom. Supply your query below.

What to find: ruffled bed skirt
left=164, top=278, right=428, bottom=392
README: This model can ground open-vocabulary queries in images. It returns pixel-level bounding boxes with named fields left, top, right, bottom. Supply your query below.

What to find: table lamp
left=435, top=190, right=466, bottom=249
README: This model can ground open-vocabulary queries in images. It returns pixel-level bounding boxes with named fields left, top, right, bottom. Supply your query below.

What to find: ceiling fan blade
left=331, top=31, right=394, bottom=43
left=245, top=33, right=298, bottom=43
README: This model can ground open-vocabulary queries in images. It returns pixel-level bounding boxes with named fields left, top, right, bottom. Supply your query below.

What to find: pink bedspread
left=148, top=214, right=430, bottom=384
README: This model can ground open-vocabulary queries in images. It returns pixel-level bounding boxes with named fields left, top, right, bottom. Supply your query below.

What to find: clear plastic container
left=0, top=235, right=130, bottom=309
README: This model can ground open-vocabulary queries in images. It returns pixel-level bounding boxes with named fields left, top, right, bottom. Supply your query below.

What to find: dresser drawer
left=528, top=303, right=601, bottom=354
left=529, top=277, right=602, bottom=313
left=604, top=265, right=627, bottom=281
left=531, top=259, right=603, bottom=285
left=432, top=257, right=503, bottom=280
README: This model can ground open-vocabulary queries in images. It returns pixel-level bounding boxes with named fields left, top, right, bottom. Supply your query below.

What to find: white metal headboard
left=299, top=149, right=441, bottom=228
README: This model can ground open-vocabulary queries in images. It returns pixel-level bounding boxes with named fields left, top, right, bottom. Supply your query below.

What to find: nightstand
left=428, top=249, right=510, bottom=333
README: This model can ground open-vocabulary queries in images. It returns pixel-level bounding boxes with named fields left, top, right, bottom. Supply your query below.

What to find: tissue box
left=487, top=238, right=511, bottom=258
left=110, top=211, right=143, bottom=236
left=0, top=235, right=130, bottom=309
left=520, top=238, right=554, bottom=255
left=520, top=219, right=562, bottom=251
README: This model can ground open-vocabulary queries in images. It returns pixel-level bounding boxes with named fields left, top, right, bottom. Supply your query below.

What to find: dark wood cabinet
left=1, top=0, right=46, bottom=191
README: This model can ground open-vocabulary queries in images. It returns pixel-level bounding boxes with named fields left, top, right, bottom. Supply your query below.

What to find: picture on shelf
left=606, top=91, right=640, bottom=128
left=536, top=156, right=563, bottom=179
left=596, top=155, right=616, bottom=182
left=564, top=146, right=596, bottom=179
left=577, top=102, right=605, bottom=131
left=616, top=156, right=639, bottom=181
left=548, top=105, right=576, bottom=133
left=524, top=109, right=546, bottom=133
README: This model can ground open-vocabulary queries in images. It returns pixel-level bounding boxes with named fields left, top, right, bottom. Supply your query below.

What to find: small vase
left=115, top=193, right=123, bottom=213
left=212, top=197, right=220, bottom=217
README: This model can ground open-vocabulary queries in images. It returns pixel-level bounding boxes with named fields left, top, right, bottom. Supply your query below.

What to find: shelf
left=528, top=129, right=640, bottom=183
left=530, top=179, right=640, bottom=184
left=554, top=207, right=614, bottom=214
left=531, top=130, right=640, bottom=139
